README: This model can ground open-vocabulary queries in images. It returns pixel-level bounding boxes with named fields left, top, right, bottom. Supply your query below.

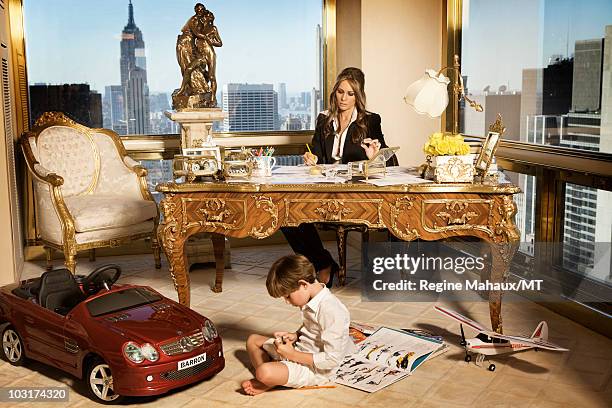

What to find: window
left=24, top=0, right=324, bottom=135
left=460, top=0, right=612, bottom=155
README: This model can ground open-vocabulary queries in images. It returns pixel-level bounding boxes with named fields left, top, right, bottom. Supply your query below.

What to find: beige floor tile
left=200, top=379, right=253, bottom=405
left=357, top=389, right=416, bottom=408
left=19, top=249, right=612, bottom=407
left=473, top=390, right=534, bottom=408
left=243, top=387, right=309, bottom=407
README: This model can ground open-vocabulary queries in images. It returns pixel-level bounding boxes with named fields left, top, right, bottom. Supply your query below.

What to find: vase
left=431, top=155, right=474, bottom=183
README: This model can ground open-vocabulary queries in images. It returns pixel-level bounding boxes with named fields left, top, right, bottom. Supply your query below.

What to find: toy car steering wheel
left=83, top=264, right=122, bottom=295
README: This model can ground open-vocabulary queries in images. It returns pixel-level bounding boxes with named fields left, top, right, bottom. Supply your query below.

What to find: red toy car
left=0, top=265, right=224, bottom=403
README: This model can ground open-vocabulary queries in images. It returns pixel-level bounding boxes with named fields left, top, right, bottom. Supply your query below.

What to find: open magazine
left=335, top=326, right=447, bottom=393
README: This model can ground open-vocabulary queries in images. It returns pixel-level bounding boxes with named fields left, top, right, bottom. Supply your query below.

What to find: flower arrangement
left=423, top=132, right=470, bottom=156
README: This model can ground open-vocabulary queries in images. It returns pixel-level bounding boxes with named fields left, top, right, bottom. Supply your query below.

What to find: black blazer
left=310, top=111, right=388, bottom=164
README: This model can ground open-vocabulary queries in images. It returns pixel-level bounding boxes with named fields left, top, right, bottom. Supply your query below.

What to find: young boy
left=242, top=254, right=355, bottom=395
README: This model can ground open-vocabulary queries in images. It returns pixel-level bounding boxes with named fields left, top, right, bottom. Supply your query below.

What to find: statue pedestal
left=165, top=109, right=227, bottom=149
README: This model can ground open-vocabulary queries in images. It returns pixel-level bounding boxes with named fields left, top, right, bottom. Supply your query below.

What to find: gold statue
left=173, top=3, right=222, bottom=110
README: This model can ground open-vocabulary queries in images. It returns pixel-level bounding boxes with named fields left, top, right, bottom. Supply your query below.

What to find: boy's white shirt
left=294, top=285, right=356, bottom=374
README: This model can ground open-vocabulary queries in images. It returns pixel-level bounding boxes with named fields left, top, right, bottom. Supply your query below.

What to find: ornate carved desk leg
left=489, top=195, right=520, bottom=333
left=211, top=233, right=225, bottom=293
left=489, top=243, right=518, bottom=333
left=159, top=195, right=191, bottom=307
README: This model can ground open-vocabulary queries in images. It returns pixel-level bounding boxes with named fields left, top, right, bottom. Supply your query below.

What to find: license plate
left=177, top=352, right=206, bottom=371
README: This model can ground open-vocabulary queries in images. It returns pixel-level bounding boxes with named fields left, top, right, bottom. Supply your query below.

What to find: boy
left=242, top=254, right=355, bottom=395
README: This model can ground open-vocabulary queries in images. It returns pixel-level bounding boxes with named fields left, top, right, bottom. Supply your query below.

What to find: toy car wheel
left=488, top=363, right=496, bottom=372
left=464, top=355, right=472, bottom=363
left=2, top=326, right=25, bottom=366
left=86, top=358, right=122, bottom=404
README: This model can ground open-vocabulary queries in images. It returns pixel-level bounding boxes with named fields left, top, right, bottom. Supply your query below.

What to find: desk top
left=156, top=180, right=520, bottom=194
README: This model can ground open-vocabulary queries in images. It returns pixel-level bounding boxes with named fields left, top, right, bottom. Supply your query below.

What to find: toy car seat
left=38, top=269, right=86, bottom=315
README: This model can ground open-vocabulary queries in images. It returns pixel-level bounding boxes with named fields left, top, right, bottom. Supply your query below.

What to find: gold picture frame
left=475, top=114, right=505, bottom=179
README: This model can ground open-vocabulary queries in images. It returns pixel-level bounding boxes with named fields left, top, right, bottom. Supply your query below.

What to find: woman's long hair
left=323, top=74, right=368, bottom=144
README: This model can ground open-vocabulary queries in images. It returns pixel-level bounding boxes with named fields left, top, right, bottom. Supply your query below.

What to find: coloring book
left=335, top=326, right=445, bottom=392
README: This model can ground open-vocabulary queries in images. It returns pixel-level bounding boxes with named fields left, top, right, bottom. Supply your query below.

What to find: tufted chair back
left=21, top=112, right=161, bottom=273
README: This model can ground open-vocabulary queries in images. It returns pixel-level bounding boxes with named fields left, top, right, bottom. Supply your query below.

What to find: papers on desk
left=225, top=166, right=348, bottom=184
left=359, top=167, right=433, bottom=186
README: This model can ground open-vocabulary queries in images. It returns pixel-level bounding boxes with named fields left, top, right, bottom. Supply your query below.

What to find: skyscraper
left=277, top=83, right=287, bottom=109
left=222, top=84, right=279, bottom=131
left=120, top=0, right=150, bottom=134
left=103, top=85, right=127, bottom=135
left=29, top=84, right=102, bottom=128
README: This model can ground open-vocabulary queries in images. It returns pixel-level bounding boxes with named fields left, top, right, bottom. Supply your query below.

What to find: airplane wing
left=434, top=306, right=489, bottom=333
left=487, top=333, right=569, bottom=351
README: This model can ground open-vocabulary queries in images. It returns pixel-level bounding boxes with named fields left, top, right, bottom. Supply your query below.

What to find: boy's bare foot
left=241, top=378, right=272, bottom=396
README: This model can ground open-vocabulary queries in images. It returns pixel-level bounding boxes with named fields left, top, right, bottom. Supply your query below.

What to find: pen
left=296, top=385, right=336, bottom=390
left=306, top=144, right=312, bottom=154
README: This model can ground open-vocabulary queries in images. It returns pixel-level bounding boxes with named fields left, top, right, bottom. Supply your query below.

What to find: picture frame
left=474, top=114, right=505, bottom=179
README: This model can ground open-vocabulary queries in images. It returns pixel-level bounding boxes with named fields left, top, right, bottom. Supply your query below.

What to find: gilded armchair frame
left=21, top=112, right=161, bottom=273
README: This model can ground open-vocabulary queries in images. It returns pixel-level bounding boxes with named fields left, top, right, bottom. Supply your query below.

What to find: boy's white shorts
left=263, top=338, right=331, bottom=388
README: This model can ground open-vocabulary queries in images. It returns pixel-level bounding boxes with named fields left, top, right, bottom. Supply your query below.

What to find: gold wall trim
left=442, top=0, right=462, bottom=133
left=323, top=0, right=337, bottom=107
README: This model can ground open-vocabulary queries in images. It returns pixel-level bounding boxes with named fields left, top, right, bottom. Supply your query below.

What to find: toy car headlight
left=123, top=342, right=144, bottom=364
left=202, top=320, right=218, bottom=342
left=140, top=343, right=159, bottom=362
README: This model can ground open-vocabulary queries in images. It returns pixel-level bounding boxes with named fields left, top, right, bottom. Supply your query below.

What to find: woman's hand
left=303, top=152, right=318, bottom=166
left=361, top=138, right=381, bottom=159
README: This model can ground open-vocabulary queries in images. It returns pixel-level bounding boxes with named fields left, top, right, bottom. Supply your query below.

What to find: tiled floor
left=9, top=242, right=612, bottom=407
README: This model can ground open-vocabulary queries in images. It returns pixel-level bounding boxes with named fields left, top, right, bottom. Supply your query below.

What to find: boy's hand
left=274, top=338, right=295, bottom=360
left=272, top=331, right=297, bottom=343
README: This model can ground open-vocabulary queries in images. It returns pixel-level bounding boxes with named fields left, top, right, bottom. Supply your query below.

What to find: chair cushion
left=65, top=195, right=157, bottom=232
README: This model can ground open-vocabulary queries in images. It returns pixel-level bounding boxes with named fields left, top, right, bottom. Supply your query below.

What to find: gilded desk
left=156, top=180, right=520, bottom=333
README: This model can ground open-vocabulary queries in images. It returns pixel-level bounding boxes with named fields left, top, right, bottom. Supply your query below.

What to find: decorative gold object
left=172, top=2, right=222, bottom=110
left=223, top=147, right=254, bottom=179
left=475, top=114, right=505, bottom=180
left=314, top=200, right=354, bottom=222
left=431, top=155, right=474, bottom=183
left=435, top=201, right=478, bottom=225
left=173, top=146, right=223, bottom=181
left=347, top=146, right=400, bottom=180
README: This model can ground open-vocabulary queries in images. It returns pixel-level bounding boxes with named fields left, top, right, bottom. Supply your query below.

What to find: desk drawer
left=181, top=197, right=246, bottom=230
left=421, top=199, right=494, bottom=233
left=284, top=198, right=384, bottom=227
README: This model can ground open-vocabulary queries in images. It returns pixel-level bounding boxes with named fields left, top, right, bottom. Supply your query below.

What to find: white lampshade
left=403, top=69, right=450, bottom=118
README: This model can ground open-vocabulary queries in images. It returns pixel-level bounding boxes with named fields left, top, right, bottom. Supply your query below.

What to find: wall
left=0, top=0, right=23, bottom=285
left=360, top=0, right=443, bottom=166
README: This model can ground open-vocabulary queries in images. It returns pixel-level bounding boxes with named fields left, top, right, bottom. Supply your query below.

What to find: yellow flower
left=423, top=132, right=470, bottom=156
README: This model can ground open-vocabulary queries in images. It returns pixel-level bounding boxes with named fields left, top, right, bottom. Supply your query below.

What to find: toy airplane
left=435, top=305, right=569, bottom=371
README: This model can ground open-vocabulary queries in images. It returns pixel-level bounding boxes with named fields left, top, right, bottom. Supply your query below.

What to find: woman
left=281, top=67, right=389, bottom=287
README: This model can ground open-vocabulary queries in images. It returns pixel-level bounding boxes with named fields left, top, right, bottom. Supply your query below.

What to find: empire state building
left=120, top=0, right=150, bottom=134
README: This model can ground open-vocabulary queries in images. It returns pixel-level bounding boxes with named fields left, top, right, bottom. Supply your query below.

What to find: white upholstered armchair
left=21, top=112, right=161, bottom=273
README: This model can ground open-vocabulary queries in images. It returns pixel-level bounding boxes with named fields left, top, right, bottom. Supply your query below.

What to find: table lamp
left=403, top=54, right=483, bottom=134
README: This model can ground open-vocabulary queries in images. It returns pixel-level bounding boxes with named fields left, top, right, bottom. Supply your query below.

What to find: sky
left=462, top=0, right=612, bottom=93
left=24, top=0, right=322, bottom=95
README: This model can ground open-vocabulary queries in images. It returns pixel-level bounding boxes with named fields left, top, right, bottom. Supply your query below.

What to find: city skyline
left=24, top=0, right=322, bottom=95
left=462, top=0, right=612, bottom=93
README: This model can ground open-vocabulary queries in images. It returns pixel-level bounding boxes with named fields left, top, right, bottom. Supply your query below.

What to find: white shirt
left=330, top=108, right=358, bottom=162
left=294, top=285, right=356, bottom=375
